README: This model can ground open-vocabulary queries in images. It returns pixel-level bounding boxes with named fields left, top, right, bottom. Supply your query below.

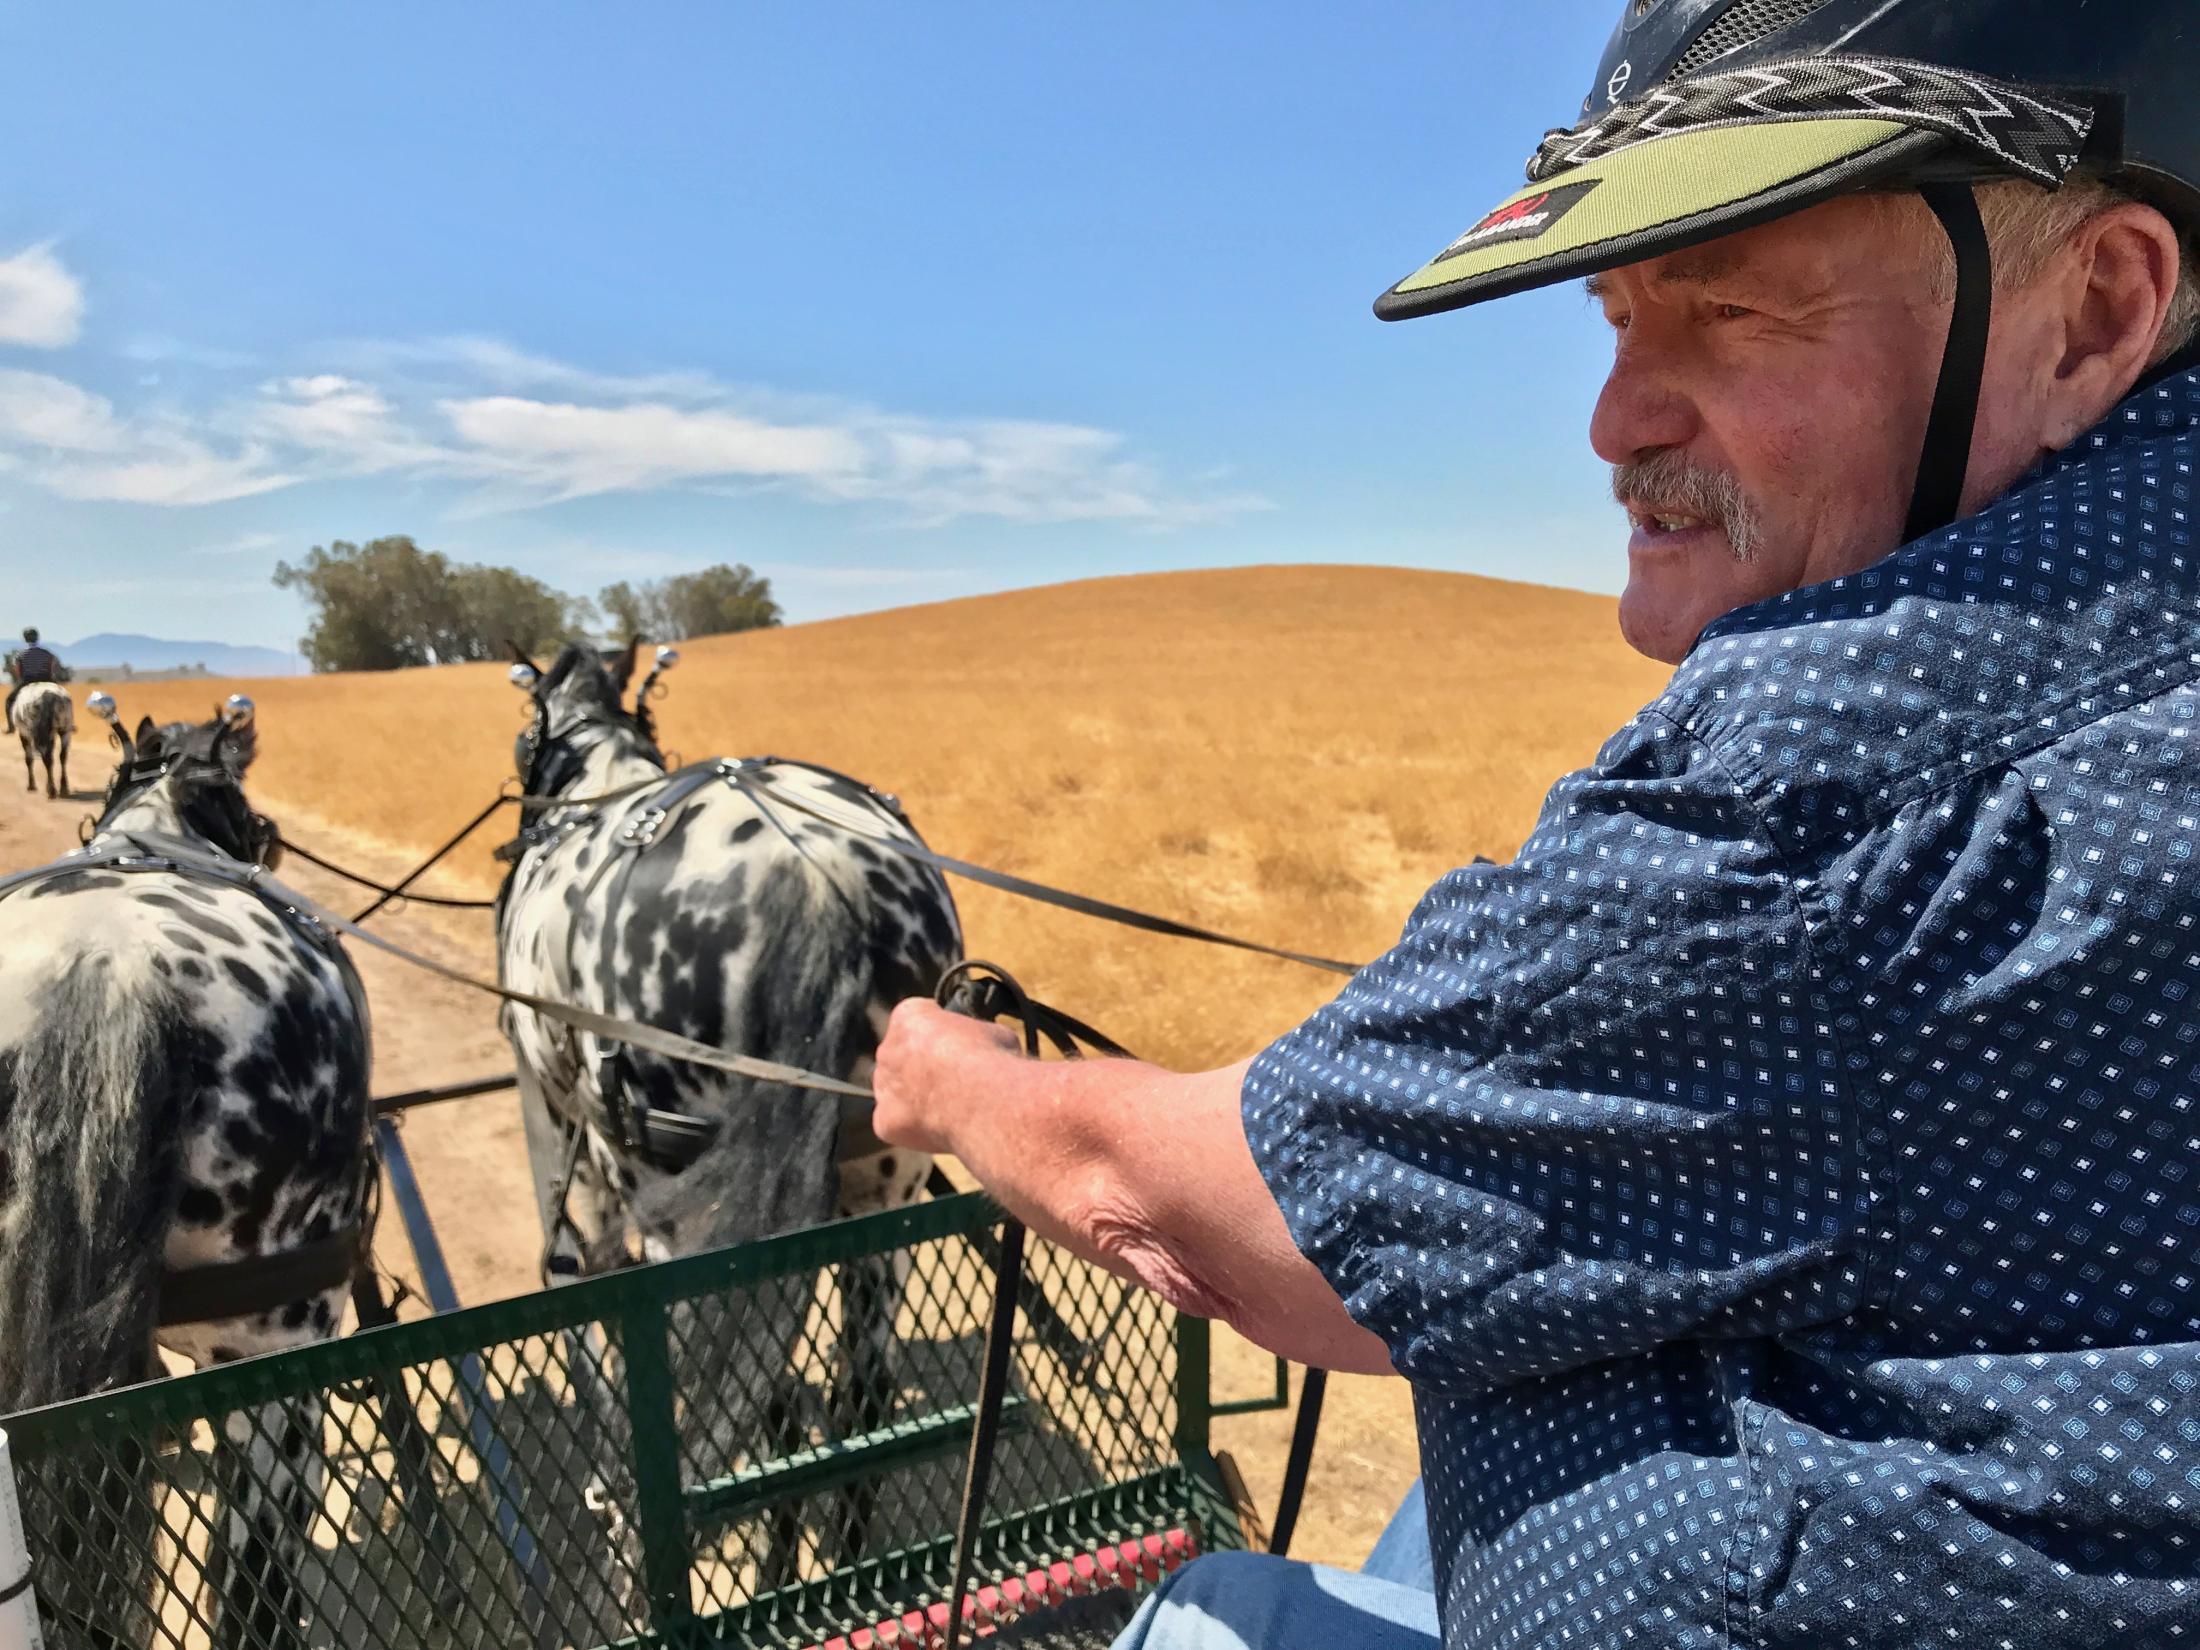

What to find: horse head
left=95, top=699, right=282, bottom=868
left=509, top=636, right=671, bottom=810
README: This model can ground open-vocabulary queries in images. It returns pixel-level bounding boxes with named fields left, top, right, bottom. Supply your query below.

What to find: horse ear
left=133, top=715, right=160, bottom=751
left=611, top=634, right=643, bottom=694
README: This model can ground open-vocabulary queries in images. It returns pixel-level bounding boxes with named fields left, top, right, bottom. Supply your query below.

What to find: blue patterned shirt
left=1245, top=361, right=2200, bottom=1649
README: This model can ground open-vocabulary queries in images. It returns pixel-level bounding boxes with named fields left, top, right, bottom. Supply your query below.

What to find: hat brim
left=1376, top=117, right=1948, bottom=321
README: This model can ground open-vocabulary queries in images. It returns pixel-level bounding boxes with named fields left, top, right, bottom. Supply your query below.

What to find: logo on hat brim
left=1434, top=179, right=1603, bottom=263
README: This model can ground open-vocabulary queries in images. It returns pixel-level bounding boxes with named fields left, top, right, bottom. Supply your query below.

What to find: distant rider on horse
left=4, top=627, right=60, bottom=731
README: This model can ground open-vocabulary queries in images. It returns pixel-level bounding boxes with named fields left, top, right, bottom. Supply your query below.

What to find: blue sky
left=0, top=2, right=1626, bottom=653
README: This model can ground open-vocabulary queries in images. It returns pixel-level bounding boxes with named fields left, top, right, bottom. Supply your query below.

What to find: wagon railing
left=2, top=1192, right=1266, bottom=1650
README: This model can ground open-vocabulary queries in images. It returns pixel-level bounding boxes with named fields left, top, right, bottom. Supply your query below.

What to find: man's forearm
left=936, top=1055, right=1255, bottom=1319
left=876, top=1008, right=1393, bottom=1376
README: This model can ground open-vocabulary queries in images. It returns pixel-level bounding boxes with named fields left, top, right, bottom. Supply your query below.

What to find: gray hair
left=1910, top=176, right=2200, bottom=365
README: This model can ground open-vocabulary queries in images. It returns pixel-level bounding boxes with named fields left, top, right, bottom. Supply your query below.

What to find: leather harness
left=502, top=757, right=909, bottom=1177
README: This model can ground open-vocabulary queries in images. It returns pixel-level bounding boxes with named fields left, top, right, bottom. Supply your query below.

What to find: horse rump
left=12, top=683, right=73, bottom=797
left=0, top=954, right=184, bottom=1646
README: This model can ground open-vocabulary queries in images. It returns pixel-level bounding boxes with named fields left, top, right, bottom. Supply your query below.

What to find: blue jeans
left=1111, top=1481, right=1436, bottom=1650
left=1111, top=1552, right=1438, bottom=1650
left=1359, top=1479, right=1432, bottom=1592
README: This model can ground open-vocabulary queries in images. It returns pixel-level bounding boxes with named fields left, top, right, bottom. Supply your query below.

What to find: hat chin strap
left=1904, top=182, right=1995, bottom=542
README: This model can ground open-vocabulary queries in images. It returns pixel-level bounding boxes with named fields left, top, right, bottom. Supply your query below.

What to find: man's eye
left=1714, top=303, right=1753, bottom=321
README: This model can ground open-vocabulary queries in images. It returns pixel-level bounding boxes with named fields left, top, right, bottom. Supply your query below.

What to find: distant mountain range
left=61, top=633, right=305, bottom=677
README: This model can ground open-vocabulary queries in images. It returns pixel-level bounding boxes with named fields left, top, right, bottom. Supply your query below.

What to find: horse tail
left=0, top=952, right=185, bottom=1409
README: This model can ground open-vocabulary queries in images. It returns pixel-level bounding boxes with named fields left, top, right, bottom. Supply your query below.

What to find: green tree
left=598, top=578, right=654, bottom=640
left=451, top=564, right=591, bottom=660
left=596, top=563, right=782, bottom=642
left=274, top=536, right=589, bottom=671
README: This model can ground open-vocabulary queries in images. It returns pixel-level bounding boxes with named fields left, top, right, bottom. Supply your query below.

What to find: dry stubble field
left=90, top=562, right=1670, bottom=1569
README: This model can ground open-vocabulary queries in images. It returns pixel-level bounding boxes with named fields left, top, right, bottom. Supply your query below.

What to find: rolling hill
left=110, top=564, right=1669, bottom=1071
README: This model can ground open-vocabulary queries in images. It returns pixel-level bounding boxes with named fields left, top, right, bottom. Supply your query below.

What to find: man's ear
left=2045, top=200, right=2184, bottom=446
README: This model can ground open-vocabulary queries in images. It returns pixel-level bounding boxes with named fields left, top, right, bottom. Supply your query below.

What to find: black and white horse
left=497, top=638, right=962, bottom=1571
left=0, top=703, right=372, bottom=1648
left=10, top=679, right=73, bottom=798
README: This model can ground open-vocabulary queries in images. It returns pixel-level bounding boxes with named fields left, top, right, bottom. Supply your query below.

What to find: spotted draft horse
left=10, top=679, right=73, bottom=798
left=497, top=638, right=963, bottom=1574
left=0, top=704, right=372, bottom=1649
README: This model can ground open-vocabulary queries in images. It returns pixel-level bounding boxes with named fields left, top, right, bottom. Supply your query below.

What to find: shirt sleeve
left=1242, top=710, right=1872, bottom=1396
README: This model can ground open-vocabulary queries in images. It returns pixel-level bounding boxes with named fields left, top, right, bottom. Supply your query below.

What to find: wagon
left=0, top=1188, right=1285, bottom=1650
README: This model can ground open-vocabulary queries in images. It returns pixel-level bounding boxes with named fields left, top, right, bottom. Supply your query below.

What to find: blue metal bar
left=376, top=1117, right=558, bottom=1649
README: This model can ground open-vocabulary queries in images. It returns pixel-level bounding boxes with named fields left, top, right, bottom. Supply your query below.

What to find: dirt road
left=0, top=751, right=1418, bottom=1571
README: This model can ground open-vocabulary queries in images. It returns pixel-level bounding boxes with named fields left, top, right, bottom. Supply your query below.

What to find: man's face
left=1590, top=196, right=1970, bottom=663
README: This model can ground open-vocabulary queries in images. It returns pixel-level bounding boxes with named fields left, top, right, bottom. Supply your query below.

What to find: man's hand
left=872, top=998, right=1021, bottom=1156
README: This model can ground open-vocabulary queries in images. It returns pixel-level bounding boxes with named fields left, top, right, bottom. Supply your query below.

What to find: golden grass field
left=97, top=562, right=1668, bottom=1570
left=115, top=563, right=1667, bottom=1072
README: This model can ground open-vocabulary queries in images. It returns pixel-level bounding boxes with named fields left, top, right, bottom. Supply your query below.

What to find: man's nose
left=1590, top=340, right=1701, bottom=467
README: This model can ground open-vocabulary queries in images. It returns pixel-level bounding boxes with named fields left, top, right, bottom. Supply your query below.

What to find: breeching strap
left=156, top=1227, right=366, bottom=1328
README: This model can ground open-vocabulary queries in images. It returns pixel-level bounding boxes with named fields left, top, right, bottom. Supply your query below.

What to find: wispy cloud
left=0, top=245, right=85, bottom=349
left=0, top=367, right=294, bottom=505
left=0, top=286, right=1269, bottom=526
left=46, top=448, right=293, bottom=506
left=439, top=394, right=866, bottom=497
left=188, top=530, right=280, bottom=559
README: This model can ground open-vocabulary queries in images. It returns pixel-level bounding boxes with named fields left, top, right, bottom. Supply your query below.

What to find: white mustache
left=1612, top=452, right=1762, bottom=562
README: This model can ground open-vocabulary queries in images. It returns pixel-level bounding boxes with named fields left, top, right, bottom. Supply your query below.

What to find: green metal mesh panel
left=2, top=1195, right=1237, bottom=1650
